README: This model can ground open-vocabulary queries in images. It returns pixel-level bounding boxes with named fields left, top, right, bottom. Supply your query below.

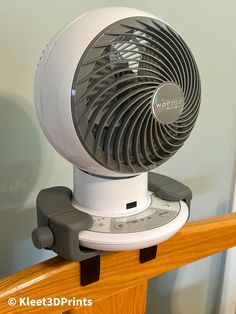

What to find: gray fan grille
left=71, top=17, right=201, bottom=174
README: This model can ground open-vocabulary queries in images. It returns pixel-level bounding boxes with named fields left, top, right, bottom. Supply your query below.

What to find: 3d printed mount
left=32, top=173, right=191, bottom=286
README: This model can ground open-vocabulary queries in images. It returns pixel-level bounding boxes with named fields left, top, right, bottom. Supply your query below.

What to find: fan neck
left=72, top=167, right=151, bottom=217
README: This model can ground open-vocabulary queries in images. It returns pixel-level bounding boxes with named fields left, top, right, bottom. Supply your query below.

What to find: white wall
left=219, top=174, right=236, bottom=314
left=0, top=1, right=235, bottom=313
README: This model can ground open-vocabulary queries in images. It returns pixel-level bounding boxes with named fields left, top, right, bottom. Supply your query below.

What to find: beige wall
left=0, top=1, right=235, bottom=313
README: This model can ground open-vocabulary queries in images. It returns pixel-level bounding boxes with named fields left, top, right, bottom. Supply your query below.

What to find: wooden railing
left=0, top=213, right=236, bottom=314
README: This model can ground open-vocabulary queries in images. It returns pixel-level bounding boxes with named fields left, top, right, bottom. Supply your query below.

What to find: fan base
left=79, top=194, right=189, bottom=251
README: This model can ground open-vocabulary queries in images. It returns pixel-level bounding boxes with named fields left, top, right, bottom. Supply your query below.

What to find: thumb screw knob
left=32, top=226, right=54, bottom=249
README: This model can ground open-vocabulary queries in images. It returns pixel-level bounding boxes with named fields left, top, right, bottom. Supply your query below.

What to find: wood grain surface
left=68, top=282, right=147, bottom=314
left=0, top=213, right=236, bottom=313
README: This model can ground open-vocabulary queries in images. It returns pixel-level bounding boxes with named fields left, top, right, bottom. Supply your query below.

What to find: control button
left=95, top=222, right=105, bottom=228
left=148, top=207, right=156, bottom=213
left=96, top=217, right=105, bottom=221
left=158, top=211, right=170, bottom=217
left=114, top=222, right=127, bottom=230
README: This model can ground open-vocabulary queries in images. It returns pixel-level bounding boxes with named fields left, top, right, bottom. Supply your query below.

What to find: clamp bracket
left=32, top=187, right=101, bottom=286
left=32, top=173, right=192, bottom=283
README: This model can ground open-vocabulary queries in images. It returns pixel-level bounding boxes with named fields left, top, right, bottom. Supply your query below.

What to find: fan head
left=35, top=7, right=201, bottom=177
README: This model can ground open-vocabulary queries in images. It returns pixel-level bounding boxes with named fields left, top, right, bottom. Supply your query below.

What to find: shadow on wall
left=0, top=95, right=44, bottom=277
left=147, top=271, right=206, bottom=314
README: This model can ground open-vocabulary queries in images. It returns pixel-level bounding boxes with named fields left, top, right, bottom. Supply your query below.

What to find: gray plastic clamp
left=32, top=173, right=192, bottom=283
left=148, top=172, right=192, bottom=208
left=31, top=186, right=101, bottom=286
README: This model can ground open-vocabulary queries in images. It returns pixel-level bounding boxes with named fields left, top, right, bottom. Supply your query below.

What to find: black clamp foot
left=80, top=255, right=101, bottom=286
left=139, top=245, right=157, bottom=263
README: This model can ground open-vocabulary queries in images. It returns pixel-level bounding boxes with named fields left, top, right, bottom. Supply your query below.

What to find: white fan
left=34, top=7, right=201, bottom=251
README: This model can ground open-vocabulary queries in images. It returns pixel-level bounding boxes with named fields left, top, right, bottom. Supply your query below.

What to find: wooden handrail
left=0, top=213, right=236, bottom=313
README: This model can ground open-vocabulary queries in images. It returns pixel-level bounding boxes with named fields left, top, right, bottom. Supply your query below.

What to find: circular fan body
left=35, top=7, right=201, bottom=177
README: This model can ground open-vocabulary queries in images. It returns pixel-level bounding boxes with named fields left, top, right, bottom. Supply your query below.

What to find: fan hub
left=151, top=82, right=184, bottom=124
